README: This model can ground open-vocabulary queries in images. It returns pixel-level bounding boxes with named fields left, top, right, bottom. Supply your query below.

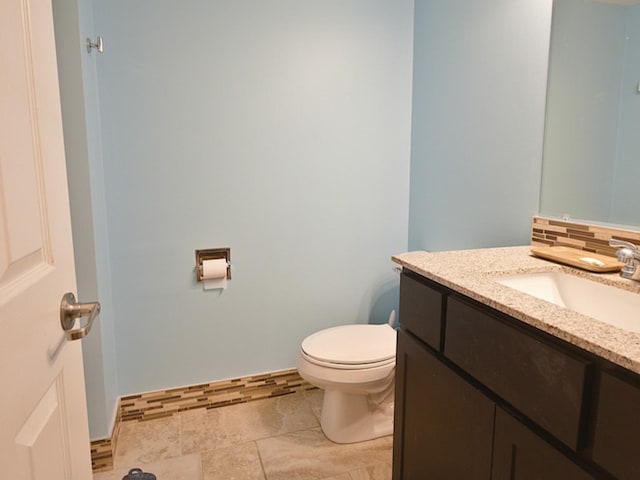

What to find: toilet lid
left=301, top=324, right=396, bottom=365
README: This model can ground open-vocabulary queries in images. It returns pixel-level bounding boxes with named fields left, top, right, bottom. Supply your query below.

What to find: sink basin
left=495, top=271, right=640, bottom=333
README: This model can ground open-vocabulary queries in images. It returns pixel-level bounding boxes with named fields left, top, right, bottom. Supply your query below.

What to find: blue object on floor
left=122, top=467, right=156, bottom=480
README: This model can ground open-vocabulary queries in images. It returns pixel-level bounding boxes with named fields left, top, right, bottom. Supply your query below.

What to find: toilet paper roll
left=201, top=258, right=228, bottom=290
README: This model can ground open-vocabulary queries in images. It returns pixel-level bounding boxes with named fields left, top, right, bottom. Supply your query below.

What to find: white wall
left=409, top=0, right=552, bottom=251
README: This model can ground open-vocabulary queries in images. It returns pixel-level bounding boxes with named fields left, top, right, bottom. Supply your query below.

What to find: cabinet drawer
left=593, top=371, right=640, bottom=480
left=399, top=271, right=444, bottom=349
left=445, top=297, right=590, bottom=450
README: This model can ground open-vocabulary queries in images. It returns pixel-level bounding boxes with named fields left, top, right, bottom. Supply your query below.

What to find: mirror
left=540, top=0, right=640, bottom=227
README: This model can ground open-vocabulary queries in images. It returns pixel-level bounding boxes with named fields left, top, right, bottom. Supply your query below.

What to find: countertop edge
left=393, top=247, right=640, bottom=375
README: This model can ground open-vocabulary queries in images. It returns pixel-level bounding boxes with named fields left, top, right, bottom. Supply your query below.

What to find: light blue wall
left=408, top=0, right=552, bottom=251
left=59, top=0, right=559, bottom=438
left=541, top=0, right=640, bottom=227
left=52, top=0, right=118, bottom=439
left=540, top=0, right=625, bottom=223
left=611, top=5, right=640, bottom=225
left=90, top=0, right=414, bottom=395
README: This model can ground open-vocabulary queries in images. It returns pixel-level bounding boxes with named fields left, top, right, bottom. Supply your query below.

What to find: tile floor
left=94, top=389, right=393, bottom=480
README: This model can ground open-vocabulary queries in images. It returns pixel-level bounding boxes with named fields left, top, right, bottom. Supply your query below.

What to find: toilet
left=297, top=322, right=396, bottom=444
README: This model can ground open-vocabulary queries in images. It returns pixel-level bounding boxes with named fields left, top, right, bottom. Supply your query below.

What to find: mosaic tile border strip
left=120, top=368, right=313, bottom=423
left=90, top=368, right=313, bottom=472
left=90, top=407, right=121, bottom=473
left=531, top=216, right=640, bottom=256
left=90, top=438, right=112, bottom=472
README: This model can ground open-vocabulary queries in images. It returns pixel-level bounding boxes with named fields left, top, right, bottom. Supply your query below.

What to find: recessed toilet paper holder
left=195, top=248, right=231, bottom=281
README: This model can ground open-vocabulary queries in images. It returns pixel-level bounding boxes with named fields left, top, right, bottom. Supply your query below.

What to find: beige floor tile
left=301, top=388, right=323, bottom=421
left=347, top=461, right=392, bottom=480
left=93, top=453, right=201, bottom=480
left=258, top=427, right=392, bottom=480
left=181, top=394, right=319, bottom=454
left=93, top=390, right=392, bottom=480
left=113, top=415, right=181, bottom=468
left=201, top=441, right=265, bottom=480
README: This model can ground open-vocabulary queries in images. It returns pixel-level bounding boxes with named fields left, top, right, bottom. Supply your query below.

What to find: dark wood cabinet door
left=593, top=371, right=640, bottom=480
left=393, top=329, right=494, bottom=480
left=492, top=408, right=596, bottom=480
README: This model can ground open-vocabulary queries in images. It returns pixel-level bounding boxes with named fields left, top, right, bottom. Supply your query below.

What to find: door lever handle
left=60, top=292, right=101, bottom=341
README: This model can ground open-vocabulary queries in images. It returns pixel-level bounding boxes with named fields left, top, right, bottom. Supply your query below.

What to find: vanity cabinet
left=445, top=296, right=589, bottom=450
left=592, top=371, right=640, bottom=480
left=394, top=329, right=494, bottom=479
left=394, top=269, right=639, bottom=480
left=397, top=272, right=444, bottom=350
left=492, top=408, right=596, bottom=480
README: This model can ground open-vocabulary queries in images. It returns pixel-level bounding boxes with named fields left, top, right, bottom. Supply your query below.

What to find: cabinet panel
left=593, top=371, right=640, bottom=480
left=445, top=297, right=589, bottom=449
left=399, top=271, right=443, bottom=349
left=393, top=329, right=494, bottom=480
left=493, top=408, right=596, bottom=480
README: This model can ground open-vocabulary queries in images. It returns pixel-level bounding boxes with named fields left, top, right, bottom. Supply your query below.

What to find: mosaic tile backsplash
left=90, top=368, right=313, bottom=472
left=531, top=216, right=640, bottom=256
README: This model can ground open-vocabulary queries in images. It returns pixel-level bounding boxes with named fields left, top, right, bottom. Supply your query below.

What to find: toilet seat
left=300, top=350, right=395, bottom=370
left=301, top=324, right=396, bottom=370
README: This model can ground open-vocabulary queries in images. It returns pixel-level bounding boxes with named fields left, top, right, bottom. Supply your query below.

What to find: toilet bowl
left=297, top=323, right=396, bottom=444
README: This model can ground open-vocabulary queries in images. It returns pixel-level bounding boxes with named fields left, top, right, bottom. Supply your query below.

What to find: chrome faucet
left=609, top=239, right=640, bottom=281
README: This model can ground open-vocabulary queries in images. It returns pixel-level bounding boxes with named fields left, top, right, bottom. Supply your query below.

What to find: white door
left=0, top=0, right=94, bottom=478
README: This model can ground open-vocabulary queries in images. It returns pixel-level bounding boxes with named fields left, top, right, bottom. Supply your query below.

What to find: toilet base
left=320, top=387, right=394, bottom=444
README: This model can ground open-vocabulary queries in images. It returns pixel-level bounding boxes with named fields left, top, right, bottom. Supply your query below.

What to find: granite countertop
left=392, top=246, right=640, bottom=375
